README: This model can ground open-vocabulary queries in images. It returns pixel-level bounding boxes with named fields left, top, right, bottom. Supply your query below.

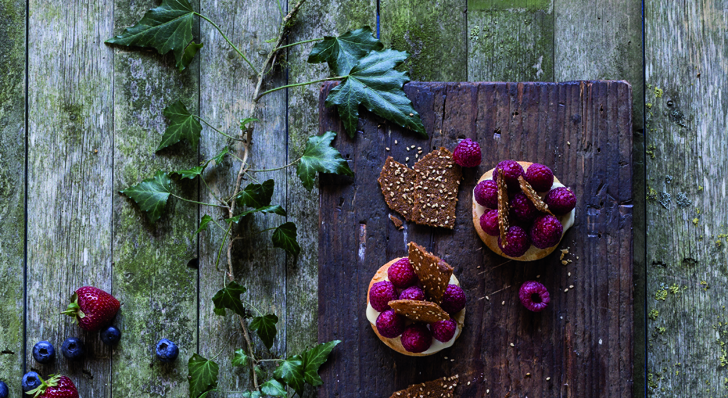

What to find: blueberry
left=155, top=338, right=179, bottom=362
left=32, top=340, right=56, bottom=364
left=22, top=372, right=41, bottom=392
left=0, top=381, right=8, bottom=398
left=100, top=326, right=121, bottom=345
left=61, top=337, right=85, bottom=360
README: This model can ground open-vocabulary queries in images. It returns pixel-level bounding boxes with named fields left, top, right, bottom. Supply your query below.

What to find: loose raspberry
left=369, top=281, right=397, bottom=312
left=387, top=258, right=418, bottom=288
left=474, top=180, right=498, bottom=209
left=400, top=324, right=433, bottom=353
left=510, top=192, right=538, bottom=223
left=545, top=187, right=577, bottom=215
left=525, top=163, right=554, bottom=192
left=440, top=284, right=466, bottom=314
left=453, top=138, right=482, bottom=167
left=519, top=281, right=550, bottom=312
left=497, top=225, right=531, bottom=257
left=399, top=285, right=426, bottom=301
left=492, top=160, right=525, bottom=191
left=376, top=309, right=406, bottom=338
left=430, top=319, right=457, bottom=342
left=479, top=209, right=499, bottom=236
left=530, top=214, right=563, bottom=249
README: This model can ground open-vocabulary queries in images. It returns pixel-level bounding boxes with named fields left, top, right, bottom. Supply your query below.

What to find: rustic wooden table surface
left=0, top=0, right=722, bottom=397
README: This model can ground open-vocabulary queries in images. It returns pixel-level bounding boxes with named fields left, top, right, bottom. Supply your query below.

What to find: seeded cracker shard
left=408, top=242, right=453, bottom=304
left=412, top=148, right=462, bottom=229
left=378, top=157, right=417, bottom=221
left=389, top=375, right=460, bottom=398
left=496, top=169, right=510, bottom=245
left=518, top=175, right=554, bottom=216
left=388, top=299, right=450, bottom=323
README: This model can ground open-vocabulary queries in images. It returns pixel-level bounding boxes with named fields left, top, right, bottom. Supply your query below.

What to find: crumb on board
left=389, top=214, right=404, bottom=230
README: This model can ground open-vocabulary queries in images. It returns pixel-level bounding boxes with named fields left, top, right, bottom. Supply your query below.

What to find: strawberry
left=62, top=286, right=120, bottom=332
left=26, top=375, right=78, bottom=398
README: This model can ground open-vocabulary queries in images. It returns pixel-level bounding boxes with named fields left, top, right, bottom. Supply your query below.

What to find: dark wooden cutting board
left=317, top=81, right=633, bottom=398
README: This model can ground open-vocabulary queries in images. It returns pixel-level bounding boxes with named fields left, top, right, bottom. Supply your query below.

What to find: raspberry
left=519, top=281, right=550, bottom=312
left=492, top=160, right=525, bottom=191
left=376, top=309, right=406, bottom=338
left=453, top=138, right=482, bottom=167
left=399, top=285, right=426, bottom=301
left=400, top=324, right=433, bottom=353
left=479, top=209, right=499, bottom=236
left=474, top=180, right=498, bottom=209
left=440, top=284, right=466, bottom=314
left=497, top=225, right=531, bottom=257
left=530, top=214, right=563, bottom=249
left=369, top=281, right=397, bottom=312
left=525, top=163, right=554, bottom=192
left=430, top=319, right=457, bottom=342
left=387, top=258, right=418, bottom=288
left=510, top=192, right=538, bottom=223
left=545, top=187, right=577, bottom=215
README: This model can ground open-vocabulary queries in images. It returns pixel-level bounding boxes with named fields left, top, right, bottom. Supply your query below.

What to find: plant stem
left=276, top=37, right=324, bottom=50
left=195, top=13, right=260, bottom=75
left=195, top=116, right=243, bottom=141
left=200, top=176, right=227, bottom=207
left=171, top=194, right=227, bottom=208
left=247, top=158, right=301, bottom=172
left=215, top=223, right=232, bottom=272
left=258, top=358, right=284, bottom=363
left=256, top=76, right=345, bottom=99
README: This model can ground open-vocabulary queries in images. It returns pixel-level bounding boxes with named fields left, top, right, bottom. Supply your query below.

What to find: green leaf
left=296, top=131, right=354, bottom=191
left=240, top=117, right=260, bottom=130
left=301, top=340, right=341, bottom=386
left=272, top=222, right=301, bottom=257
left=274, top=355, right=305, bottom=395
left=260, top=379, right=287, bottom=397
left=120, top=171, right=172, bottom=223
left=325, top=49, right=426, bottom=138
left=212, top=281, right=247, bottom=317
left=249, top=314, right=278, bottom=350
left=237, top=179, right=275, bottom=208
left=225, top=208, right=259, bottom=224
left=232, top=349, right=249, bottom=367
left=257, top=205, right=287, bottom=216
left=241, top=391, right=261, bottom=398
left=158, top=100, right=203, bottom=151
left=188, top=354, right=219, bottom=398
left=254, top=365, right=267, bottom=382
left=105, top=0, right=198, bottom=70
left=211, top=146, right=229, bottom=165
left=171, top=165, right=206, bottom=180
left=194, top=214, right=213, bottom=235
left=307, top=26, right=383, bottom=76
left=179, top=41, right=203, bottom=71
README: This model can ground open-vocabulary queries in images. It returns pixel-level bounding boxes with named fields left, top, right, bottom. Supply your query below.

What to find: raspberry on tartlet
left=399, top=285, right=426, bottom=301
left=401, top=324, right=433, bottom=353
left=530, top=214, right=563, bottom=249
left=376, top=310, right=406, bottom=338
left=474, top=180, right=498, bottom=209
left=497, top=225, right=531, bottom=257
left=369, top=281, right=397, bottom=312
left=453, top=138, right=482, bottom=167
left=440, top=284, right=466, bottom=314
left=479, top=209, right=500, bottom=236
left=545, top=187, right=577, bottom=215
left=519, top=281, right=550, bottom=312
left=387, top=258, right=418, bottom=288
left=493, top=160, right=525, bottom=191
left=525, top=163, right=554, bottom=192
left=431, top=319, right=457, bottom=342
left=510, top=192, right=538, bottom=223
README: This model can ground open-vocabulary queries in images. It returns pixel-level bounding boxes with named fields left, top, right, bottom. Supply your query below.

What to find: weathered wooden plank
left=197, top=0, right=288, bottom=393
left=380, top=0, right=467, bottom=81
left=467, top=0, right=554, bottom=82
left=25, top=0, right=114, bottom=396
left=110, top=1, right=199, bottom=396
left=0, top=0, right=25, bottom=394
left=285, top=0, right=376, bottom=385
left=645, top=2, right=728, bottom=396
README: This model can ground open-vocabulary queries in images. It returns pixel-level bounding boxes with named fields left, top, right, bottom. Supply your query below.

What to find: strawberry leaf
left=120, top=171, right=172, bottom=223
left=297, top=131, right=353, bottom=191
left=212, top=281, right=247, bottom=317
left=105, top=0, right=198, bottom=70
left=188, top=354, right=219, bottom=398
left=301, top=340, right=341, bottom=386
left=325, top=49, right=426, bottom=138
left=260, top=379, right=287, bottom=397
left=232, top=349, right=250, bottom=367
left=158, top=100, right=202, bottom=151
left=307, top=26, right=383, bottom=76
left=194, top=214, right=213, bottom=235
left=272, top=222, right=300, bottom=257
left=237, top=179, right=275, bottom=208
left=273, top=355, right=305, bottom=395
left=180, top=41, right=203, bottom=71
left=249, top=314, right=278, bottom=350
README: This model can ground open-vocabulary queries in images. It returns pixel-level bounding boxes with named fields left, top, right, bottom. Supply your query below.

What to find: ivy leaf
left=105, top=0, right=198, bottom=70
left=212, top=281, right=247, bottom=317
left=194, top=214, right=213, bottom=235
left=260, top=379, right=287, bottom=397
left=120, top=171, right=172, bottom=223
left=211, top=146, right=229, bottom=165
left=301, top=340, right=341, bottom=386
left=241, top=392, right=261, bottom=398
left=225, top=208, right=259, bottom=224
left=296, top=131, right=353, bottom=191
left=272, top=222, right=301, bottom=257
left=325, top=49, right=426, bottom=138
left=180, top=41, right=203, bottom=71
left=171, top=165, right=206, bottom=180
left=240, top=117, right=260, bottom=130
left=237, top=179, right=275, bottom=208
left=158, top=100, right=203, bottom=151
left=188, top=354, right=219, bottom=398
left=257, top=205, right=287, bottom=216
left=232, top=349, right=249, bottom=367
left=249, top=314, right=278, bottom=350
left=307, top=26, right=383, bottom=76
left=273, top=355, right=305, bottom=396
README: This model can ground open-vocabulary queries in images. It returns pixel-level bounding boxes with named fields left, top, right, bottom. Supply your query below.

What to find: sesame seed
left=536, top=275, right=540, bottom=279
left=569, top=285, right=574, bottom=289
left=394, top=140, right=398, bottom=144
left=546, top=377, right=551, bottom=381
left=501, top=301, right=505, bottom=305
left=510, top=343, right=514, bottom=347
left=386, top=147, right=390, bottom=151
left=406, top=157, right=410, bottom=161
left=568, top=272, right=571, bottom=276
left=564, top=288, right=569, bottom=292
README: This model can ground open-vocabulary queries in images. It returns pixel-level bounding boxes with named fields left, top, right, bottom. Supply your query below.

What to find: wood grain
left=25, top=1, right=114, bottom=396
left=110, top=1, right=199, bottom=396
left=318, top=80, right=633, bottom=398
left=0, top=0, right=25, bottom=394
